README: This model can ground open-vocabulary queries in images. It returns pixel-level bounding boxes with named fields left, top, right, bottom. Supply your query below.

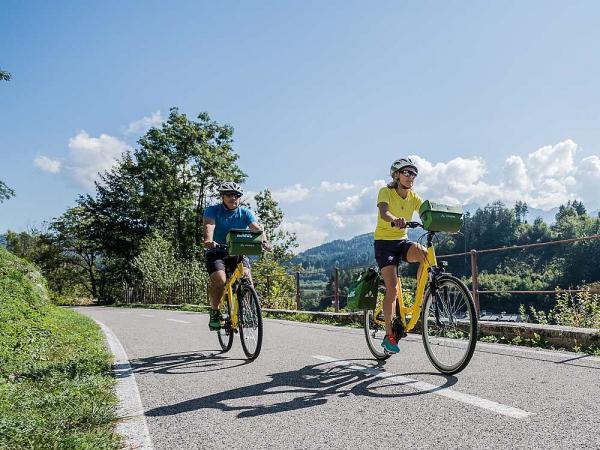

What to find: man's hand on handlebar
left=204, top=240, right=217, bottom=249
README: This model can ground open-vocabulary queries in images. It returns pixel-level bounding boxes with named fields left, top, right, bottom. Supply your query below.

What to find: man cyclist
left=203, top=181, right=268, bottom=330
left=374, top=158, right=427, bottom=354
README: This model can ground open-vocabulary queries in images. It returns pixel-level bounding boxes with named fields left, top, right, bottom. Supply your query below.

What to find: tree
left=135, top=108, right=246, bottom=254
left=251, top=189, right=299, bottom=308
left=514, top=201, right=528, bottom=224
left=51, top=206, right=103, bottom=298
left=254, top=189, right=298, bottom=261
left=0, top=180, right=15, bottom=203
left=0, top=69, right=10, bottom=81
left=4, top=227, right=77, bottom=296
left=77, top=108, right=247, bottom=300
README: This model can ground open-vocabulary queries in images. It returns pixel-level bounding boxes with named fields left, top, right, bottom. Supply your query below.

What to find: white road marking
left=139, top=314, right=154, bottom=318
left=95, top=320, right=154, bottom=450
left=313, top=355, right=533, bottom=419
left=166, top=318, right=190, bottom=324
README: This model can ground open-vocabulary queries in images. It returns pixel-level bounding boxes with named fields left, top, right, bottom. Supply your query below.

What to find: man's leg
left=208, top=270, right=226, bottom=330
left=209, top=270, right=226, bottom=309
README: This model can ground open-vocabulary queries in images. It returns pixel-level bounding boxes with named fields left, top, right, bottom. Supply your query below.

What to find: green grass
left=0, top=248, right=119, bottom=449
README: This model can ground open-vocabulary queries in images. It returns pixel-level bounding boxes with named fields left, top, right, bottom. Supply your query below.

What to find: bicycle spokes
left=422, top=276, right=477, bottom=374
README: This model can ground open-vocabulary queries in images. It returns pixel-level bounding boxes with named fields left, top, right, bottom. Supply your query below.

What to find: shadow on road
left=145, top=359, right=457, bottom=418
left=131, top=351, right=250, bottom=375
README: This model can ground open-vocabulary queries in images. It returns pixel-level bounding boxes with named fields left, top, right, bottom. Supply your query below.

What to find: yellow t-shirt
left=374, top=187, right=423, bottom=240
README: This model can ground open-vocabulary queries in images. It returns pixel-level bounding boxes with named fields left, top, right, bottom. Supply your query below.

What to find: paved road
left=76, top=307, right=600, bottom=449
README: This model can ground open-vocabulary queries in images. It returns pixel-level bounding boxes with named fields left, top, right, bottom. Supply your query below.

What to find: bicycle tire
left=217, top=293, right=234, bottom=352
left=363, top=284, right=391, bottom=360
left=238, top=284, right=263, bottom=360
left=421, top=275, right=477, bottom=375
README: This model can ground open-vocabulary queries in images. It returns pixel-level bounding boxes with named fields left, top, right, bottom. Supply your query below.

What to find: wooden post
left=266, top=275, right=271, bottom=301
left=334, top=267, right=340, bottom=313
left=295, top=272, right=301, bottom=310
left=470, top=250, right=481, bottom=318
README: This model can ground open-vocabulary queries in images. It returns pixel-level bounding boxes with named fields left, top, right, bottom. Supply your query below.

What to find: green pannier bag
left=346, top=267, right=380, bottom=310
left=226, top=229, right=263, bottom=256
left=419, top=200, right=464, bottom=233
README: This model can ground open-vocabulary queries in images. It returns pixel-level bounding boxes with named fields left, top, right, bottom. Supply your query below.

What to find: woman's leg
left=406, top=243, right=428, bottom=282
left=380, top=265, right=398, bottom=336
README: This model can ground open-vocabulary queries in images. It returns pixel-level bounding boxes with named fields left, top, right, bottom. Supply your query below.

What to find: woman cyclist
left=203, top=181, right=268, bottom=330
left=374, top=158, right=427, bottom=354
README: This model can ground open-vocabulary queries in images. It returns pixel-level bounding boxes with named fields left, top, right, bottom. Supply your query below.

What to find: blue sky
left=2, top=1, right=600, bottom=250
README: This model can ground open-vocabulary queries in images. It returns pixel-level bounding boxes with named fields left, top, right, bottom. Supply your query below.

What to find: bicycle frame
left=218, top=260, right=246, bottom=329
left=373, top=234, right=438, bottom=333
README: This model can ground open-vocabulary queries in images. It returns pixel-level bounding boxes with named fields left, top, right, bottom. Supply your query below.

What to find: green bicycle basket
left=226, top=229, right=263, bottom=256
left=419, top=201, right=464, bottom=233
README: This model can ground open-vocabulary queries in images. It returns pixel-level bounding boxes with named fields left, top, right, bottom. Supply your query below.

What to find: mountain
left=0, top=234, right=6, bottom=248
left=291, top=228, right=423, bottom=271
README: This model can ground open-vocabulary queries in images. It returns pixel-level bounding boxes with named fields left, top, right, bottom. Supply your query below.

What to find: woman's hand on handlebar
left=391, top=217, right=407, bottom=228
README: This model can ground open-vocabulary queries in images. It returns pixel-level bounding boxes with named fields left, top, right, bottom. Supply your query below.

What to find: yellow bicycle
left=364, top=222, right=478, bottom=374
left=214, top=232, right=263, bottom=360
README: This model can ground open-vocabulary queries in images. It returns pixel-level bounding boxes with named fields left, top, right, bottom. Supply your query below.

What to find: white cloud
left=309, top=140, right=600, bottom=243
left=125, top=110, right=164, bottom=135
left=66, top=131, right=130, bottom=188
left=319, top=181, right=355, bottom=192
left=333, top=180, right=385, bottom=215
left=280, top=220, right=328, bottom=251
left=34, top=131, right=131, bottom=189
left=33, top=155, right=61, bottom=173
left=272, top=184, right=310, bottom=203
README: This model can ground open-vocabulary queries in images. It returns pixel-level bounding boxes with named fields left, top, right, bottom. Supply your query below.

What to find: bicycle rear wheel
left=422, top=275, right=477, bottom=375
left=363, top=285, right=391, bottom=360
left=217, top=294, right=234, bottom=352
left=238, top=284, right=263, bottom=360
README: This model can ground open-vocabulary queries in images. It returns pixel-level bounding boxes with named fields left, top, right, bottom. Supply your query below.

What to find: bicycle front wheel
left=217, top=294, right=234, bottom=352
left=364, top=286, right=391, bottom=360
left=238, top=285, right=263, bottom=360
left=422, top=275, right=477, bottom=375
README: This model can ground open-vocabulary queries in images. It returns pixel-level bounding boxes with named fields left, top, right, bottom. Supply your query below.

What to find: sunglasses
left=399, top=169, right=418, bottom=178
left=223, top=192, right=242, bottom=198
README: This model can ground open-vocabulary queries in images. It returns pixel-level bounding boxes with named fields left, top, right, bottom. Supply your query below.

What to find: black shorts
left=374, top=239, right=415, bottom=269
left=205, top=249, right=250, bottom=276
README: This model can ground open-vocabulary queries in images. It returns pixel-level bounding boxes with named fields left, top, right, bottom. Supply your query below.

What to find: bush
left=529, top=287, right=600, bottom=329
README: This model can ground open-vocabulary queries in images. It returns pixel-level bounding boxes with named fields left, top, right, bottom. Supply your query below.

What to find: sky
left=2, top=1, right=600, bottom=251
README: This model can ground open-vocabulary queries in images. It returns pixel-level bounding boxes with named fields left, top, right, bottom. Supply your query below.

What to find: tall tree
left=134, top=108, right=246, bottom=255
left=0, top=69, right=10, bottom=81
left=514, top=201, right=528, bottom=224
left=254, top=189, right=298, bottom=261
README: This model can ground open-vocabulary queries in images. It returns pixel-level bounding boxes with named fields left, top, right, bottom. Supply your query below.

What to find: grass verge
left=0, top=248, right=119, bottom=449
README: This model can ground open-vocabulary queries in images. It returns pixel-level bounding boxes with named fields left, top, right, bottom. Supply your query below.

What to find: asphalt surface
left=76, top=307, right=600, bottom=449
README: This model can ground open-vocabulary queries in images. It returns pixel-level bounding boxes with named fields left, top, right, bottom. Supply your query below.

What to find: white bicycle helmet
left=390, top=158, right=418, bottom=177
left=217, top=181, right=244, bottom=196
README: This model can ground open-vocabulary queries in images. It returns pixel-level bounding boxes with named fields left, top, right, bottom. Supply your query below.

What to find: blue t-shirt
left=204, top=204, right=257, bottom=245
